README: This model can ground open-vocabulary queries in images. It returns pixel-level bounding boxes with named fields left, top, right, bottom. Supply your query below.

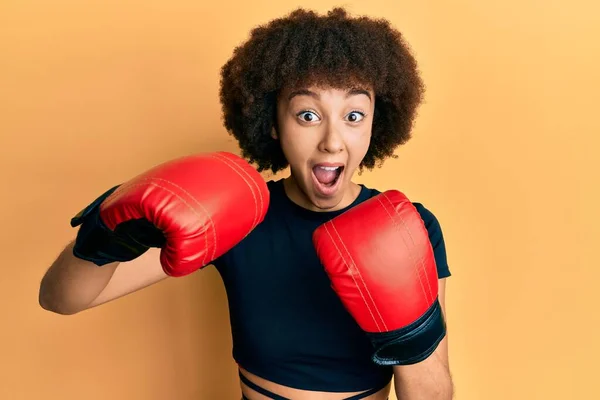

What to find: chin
left=308, top=191, right=345, bottom=211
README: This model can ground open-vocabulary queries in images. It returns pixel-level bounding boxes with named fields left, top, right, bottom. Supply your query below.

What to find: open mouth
left=311, top=164, right=345, bottom=196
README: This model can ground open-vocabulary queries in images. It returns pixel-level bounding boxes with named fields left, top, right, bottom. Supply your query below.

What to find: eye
left=346, top=111, right=365, bottom=123
left=297, top=110, right=320, bottom=123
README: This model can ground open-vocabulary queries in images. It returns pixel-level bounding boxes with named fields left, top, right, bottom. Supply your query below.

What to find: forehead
left=280, top=72, right=374, bottom=97
left=283, top=87, right=373, bottom=104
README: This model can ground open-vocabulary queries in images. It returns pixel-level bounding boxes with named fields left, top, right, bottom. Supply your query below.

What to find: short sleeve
left=413, top=203, right=451, bottom=279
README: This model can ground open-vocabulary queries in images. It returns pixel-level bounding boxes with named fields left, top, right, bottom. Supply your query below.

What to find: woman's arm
left=39, top=240, right=168, bottom=315
left=393, top=279, right=454, bottom=399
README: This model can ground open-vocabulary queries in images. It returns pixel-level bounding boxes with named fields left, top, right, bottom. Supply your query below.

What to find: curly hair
left=219, top=7, right=425, bottom=173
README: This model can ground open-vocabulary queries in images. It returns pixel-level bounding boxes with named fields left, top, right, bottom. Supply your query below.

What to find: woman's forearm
left=393, top=351, right=453, bottom=400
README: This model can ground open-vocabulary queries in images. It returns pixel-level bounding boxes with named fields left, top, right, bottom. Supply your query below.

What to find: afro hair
left=219, top=7, right=425, bottom=173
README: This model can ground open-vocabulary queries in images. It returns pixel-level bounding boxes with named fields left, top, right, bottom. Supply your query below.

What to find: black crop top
left=212, top=179, right=451, bottom=392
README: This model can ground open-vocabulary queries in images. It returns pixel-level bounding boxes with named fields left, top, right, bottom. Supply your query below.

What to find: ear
left=271, top=127, right=278, bottom=140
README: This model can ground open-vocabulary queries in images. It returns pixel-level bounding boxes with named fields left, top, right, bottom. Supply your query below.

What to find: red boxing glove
left=313, top=190, right=445, bottom=365
left=71, top=152, right=269, bottom=277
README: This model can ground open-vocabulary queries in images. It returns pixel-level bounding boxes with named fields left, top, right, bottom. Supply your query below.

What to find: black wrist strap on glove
left=70, top=185, right=166, bottom=266
left=366, top=299, right=446, bottom=366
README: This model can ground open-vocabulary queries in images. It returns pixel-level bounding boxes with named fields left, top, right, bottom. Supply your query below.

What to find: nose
left=318, top=122, right=344, bottom=154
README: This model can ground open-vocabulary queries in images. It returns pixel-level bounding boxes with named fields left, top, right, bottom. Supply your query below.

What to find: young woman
left=39, top=8, right=453, bottom=400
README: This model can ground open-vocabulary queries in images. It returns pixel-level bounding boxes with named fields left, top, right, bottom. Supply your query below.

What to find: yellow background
left=1, top=0, right=598, bottom=399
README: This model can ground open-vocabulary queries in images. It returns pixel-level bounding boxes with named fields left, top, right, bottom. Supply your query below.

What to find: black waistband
left=239, top=370, right=385, bottom=400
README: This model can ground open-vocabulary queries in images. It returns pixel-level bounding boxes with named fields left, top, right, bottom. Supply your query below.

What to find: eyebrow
left=287, top=88, right=372, bottom=102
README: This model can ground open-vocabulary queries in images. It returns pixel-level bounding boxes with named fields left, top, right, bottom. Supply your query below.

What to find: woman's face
left=275, top=85, right=375, bottom=211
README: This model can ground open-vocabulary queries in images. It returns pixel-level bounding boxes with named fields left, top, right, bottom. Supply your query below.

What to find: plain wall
left=1, top=0, right=598, bottom=399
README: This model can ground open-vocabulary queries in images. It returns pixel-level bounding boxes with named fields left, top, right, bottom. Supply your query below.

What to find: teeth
left=318, top=166, right=340, bottom=171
